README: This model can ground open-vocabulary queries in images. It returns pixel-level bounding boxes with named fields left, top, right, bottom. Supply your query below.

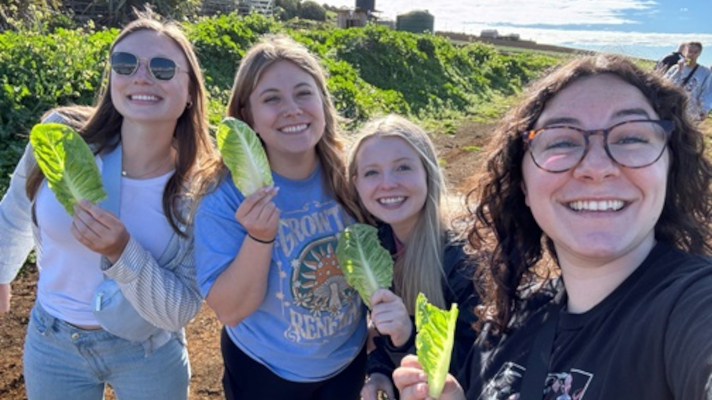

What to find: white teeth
left=131, top=94, right=159, bottom=101
left=281, top=124, right=308, bottom=133
left=569, top=200, right=625, bottom=211
left=379, top=197, right=405, bottom=205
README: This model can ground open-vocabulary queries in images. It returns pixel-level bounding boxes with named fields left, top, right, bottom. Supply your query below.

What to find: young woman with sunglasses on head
left=346, top=115, right=479, bottom=400
left=194, top=35, right=367, bottom=400
left=393, top=54, right=712, bottom=400
left=0, top=10, right=218, bottom=400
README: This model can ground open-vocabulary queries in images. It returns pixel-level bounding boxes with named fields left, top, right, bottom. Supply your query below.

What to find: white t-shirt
left=35, top=157, right=173, bottom=325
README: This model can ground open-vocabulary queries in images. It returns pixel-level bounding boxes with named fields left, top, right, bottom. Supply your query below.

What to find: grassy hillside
left=0, top=13, right=561, bottom=194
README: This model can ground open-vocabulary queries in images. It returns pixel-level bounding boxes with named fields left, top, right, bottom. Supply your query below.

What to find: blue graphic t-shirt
left=195, top=164, right=367, bottom=381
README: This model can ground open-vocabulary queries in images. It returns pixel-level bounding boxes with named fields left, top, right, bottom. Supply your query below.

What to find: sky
left=320, top=0, right=712, bottom=66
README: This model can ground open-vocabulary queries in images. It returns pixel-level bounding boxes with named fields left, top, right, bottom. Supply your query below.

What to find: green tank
left=396, top=10, right=434, bottom=34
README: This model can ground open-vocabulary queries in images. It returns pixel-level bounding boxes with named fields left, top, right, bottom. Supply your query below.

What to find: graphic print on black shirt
left=479, top=362, right=593, bottom=400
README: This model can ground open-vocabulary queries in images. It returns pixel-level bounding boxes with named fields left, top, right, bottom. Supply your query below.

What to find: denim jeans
left=23, top=302, right=190, bottom=400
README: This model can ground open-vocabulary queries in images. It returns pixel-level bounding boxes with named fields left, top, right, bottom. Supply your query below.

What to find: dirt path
left=0, top=120, right=494, bottom=399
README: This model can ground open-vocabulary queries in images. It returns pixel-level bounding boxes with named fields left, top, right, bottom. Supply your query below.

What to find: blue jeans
left=23, top=302, right=190, bottom=400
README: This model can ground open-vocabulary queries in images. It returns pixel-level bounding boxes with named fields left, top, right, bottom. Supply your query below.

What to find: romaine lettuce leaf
left=415, top=292, right=459, bottom=399
left=336, top=223, right=393, bottom=308
left=217, top=117, right=273, bottom=196
left=29, top=123, right=106, bottom=216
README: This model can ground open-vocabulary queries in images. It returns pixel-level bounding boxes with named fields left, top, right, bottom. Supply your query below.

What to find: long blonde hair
left=224, top=34, right=361, bottom=220
left=347, top=114, right=449, bottom=312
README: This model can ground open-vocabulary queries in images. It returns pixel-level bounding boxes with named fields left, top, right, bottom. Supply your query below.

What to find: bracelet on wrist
left=248, top=234, right=275, bottom=244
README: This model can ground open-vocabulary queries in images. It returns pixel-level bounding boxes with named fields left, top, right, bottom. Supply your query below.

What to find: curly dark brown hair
left=466, top=54, right=712, bottom=334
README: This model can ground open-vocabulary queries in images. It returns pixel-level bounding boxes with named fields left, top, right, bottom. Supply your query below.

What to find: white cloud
left=321, top=0, right=712, bottom=65
left=323, top=0, right=657, bottom=26
left=455, top=23, right=712, bottom=62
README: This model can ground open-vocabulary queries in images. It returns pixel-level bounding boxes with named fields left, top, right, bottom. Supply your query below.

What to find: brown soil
left=0, top=120, right=495, bottom=400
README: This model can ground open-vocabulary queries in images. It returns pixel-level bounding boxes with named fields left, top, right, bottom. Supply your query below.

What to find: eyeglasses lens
left=110, top=52, right=177, bottom=81
left=607, top=121, right=667, bottom=167
left=110, top=52, right=138, bottom=76
left=149, top=57, right=177, bottom=80
left=531, top=121, right=668, bottom=172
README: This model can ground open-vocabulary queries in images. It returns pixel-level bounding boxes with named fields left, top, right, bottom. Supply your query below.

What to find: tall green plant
left=0, top=27, right=112, bottom=193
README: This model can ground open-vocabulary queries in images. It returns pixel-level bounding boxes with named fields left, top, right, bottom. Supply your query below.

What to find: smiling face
left=684, top=43, right=702, bottom=64
left=110, top=29, right=190, bottom=127
left=247, top=60, right=325, bottom=170
left=353, top=136, right=428, bottom=242
left=522, top=74, right=670, bottom=269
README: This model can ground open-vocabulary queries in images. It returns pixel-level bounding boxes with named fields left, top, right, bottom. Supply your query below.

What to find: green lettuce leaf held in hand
left=416, top=292, right=459, bottom=399
left=29, top=123, right=106, bottom=216
left=336, top=223, right=393, bottom=308
left=217, top=117, right=273, bottom=196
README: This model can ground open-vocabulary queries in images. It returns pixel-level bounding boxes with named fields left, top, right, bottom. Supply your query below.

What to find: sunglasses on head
left=110, top=52, right=187, bottom=81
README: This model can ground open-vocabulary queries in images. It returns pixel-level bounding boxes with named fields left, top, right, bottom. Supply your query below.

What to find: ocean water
left=321, top=0, right=712, bottom=66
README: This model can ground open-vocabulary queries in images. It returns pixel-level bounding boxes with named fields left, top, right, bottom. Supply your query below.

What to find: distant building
left=480, top=29, right=499, bottom=39
left=336, top=9, right=371, bottom=28
left=479, top=30, right=521, bottom=41
left=502, top=33, right=520, bottom=41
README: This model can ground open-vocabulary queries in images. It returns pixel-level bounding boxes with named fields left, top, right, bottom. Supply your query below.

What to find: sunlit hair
left=26, top=9, right=219, bottom=235
left=223, top=34, right=360, bottom=218
left=466, top=54, right=712, bottom=334
left=686, top=42, right=703, bottom=52
left=346, top=114, right=449, bottom=312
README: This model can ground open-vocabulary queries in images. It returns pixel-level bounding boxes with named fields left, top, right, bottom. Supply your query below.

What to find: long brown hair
left=224, top=34, right=361, bottom=219
left=347, top=114, right=449, bottom=312
left=26, top=10, right=218, bottom=235
left=467, top=54, right=712, bottom=334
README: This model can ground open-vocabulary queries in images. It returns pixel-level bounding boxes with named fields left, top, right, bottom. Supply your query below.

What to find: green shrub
left=188, top=13, right=282, bottom=106
left=0, top=14, right=560, bottom=196
left=0, top=27, right=114, bottom=193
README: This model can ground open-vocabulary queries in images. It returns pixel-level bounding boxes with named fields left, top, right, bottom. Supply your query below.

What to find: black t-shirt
left=463, top=243, right=712, bottom=400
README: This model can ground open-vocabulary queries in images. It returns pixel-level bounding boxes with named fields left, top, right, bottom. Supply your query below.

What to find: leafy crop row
left=0, top=13, right=559, bottom=195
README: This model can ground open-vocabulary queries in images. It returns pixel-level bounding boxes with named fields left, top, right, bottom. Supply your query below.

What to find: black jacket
left=366, top=223, right=480, bottom=392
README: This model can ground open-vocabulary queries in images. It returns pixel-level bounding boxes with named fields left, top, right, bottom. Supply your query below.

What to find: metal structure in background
left=336, top=0, right=379, bottom=29
left=237, top=0, right=274, bottom=15
left=355, top=0, right=374, bottom=12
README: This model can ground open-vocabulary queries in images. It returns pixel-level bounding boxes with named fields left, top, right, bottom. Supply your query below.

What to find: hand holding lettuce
left=336, top=223, right=393, bottom=308
left=217, top=117, right=273, bottom=196
left=337, top=223, right=458, bottom=398
left=416, top=293, right=459, bottom=399
left=30, top=123, right=106, bottom=216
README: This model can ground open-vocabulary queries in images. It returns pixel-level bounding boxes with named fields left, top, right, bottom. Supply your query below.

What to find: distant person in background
left=654, top=43, right=685, bottom=74
left=664, top=42, right=712, bottom=121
